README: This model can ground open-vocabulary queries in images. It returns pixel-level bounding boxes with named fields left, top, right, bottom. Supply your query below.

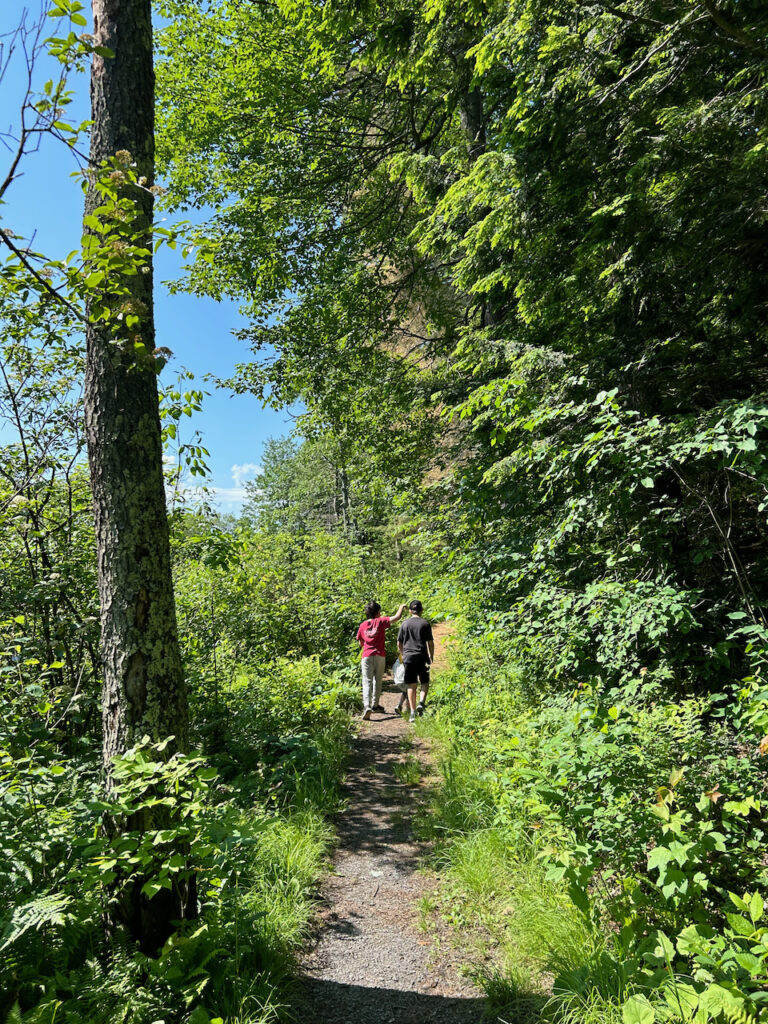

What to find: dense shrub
left=1, top=645, right=353, bottom=1024
left=422, top=627, right=768, bottom=1024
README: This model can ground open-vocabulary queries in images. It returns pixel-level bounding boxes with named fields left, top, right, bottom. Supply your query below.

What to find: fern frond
left=3, top=1002, right=23, bottom=1024
left=722, top=1005, right=757, bottom=1024
left=0, top=893, right=72, bottom=950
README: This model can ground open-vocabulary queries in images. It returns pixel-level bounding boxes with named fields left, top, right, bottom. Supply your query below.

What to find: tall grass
left=1, top=659, right=351, bottom=1024
left=418, top=712, right=622, bottom=1024
left=203, top=809, right=334, bottom=1023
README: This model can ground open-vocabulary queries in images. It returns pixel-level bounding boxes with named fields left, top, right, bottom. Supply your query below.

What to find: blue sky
left=0, top=3, right=295, bottom=512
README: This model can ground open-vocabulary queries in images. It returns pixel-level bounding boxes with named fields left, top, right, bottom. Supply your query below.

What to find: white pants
left=361, top=655, right=385, bottom=710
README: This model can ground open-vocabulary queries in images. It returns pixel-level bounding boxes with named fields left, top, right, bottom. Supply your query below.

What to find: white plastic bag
left=393, top=659, right=407, bottom=692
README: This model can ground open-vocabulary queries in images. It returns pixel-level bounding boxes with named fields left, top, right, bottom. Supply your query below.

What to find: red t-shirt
left=356, top=616, right=391, bottom=658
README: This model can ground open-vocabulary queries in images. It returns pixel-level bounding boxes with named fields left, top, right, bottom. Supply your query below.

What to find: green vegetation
left=3, top=0, right=768, bottom=1022
left=393, top=754, right=423, bottom=787
left=0, top=210, right=412, bottom=1020
left=1, top=619, right=351, bottom=1023
left=151, top=1, right=768, bottom=1014
left=0, top=297, right=412, bottom=1021
left=417, top=624, right=768, bottom=1024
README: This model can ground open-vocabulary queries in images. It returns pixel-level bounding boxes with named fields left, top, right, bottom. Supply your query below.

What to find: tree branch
left=700, top=0, right=768, bottom=59
left=0, top=230, right=86, bottom=323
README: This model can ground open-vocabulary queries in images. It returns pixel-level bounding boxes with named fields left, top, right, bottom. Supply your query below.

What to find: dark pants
left=403, top=659, right=430, bottom=688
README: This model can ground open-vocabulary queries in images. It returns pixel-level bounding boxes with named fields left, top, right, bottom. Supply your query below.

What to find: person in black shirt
left=397, top=600, right=435, bottom=722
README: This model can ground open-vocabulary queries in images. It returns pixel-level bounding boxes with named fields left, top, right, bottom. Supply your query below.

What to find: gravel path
left=295, top=627, right=487, bottom=1024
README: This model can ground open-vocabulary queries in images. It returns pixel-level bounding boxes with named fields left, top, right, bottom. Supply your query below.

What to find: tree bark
left=452, top=23, right=496, bottom=328
left=458, top=83, right=487, bottom=163
left=85, top=0, right=192, bottom=953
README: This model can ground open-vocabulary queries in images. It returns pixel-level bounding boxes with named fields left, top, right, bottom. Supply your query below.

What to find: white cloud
left=167, top=464, right=262, bottom=513
left=231, top=462, right=261, bottom=487
left=209, top=485, right=251, bottom=506
left=169, top=484, right=247, bottom=510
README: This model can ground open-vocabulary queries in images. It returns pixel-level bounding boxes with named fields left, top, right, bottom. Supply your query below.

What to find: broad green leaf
left=749, top=892, right=764, bottom=924
left=622, top=995, right=655, bottom=1024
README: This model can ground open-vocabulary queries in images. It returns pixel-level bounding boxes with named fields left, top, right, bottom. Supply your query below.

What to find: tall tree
left=85, top=0, right=192, bottom=950
left=156, top=0, right=768, bottom=693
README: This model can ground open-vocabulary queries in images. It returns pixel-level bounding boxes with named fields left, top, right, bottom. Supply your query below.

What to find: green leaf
left=677, top=924, right=715, bottom=955
left=726, top=913, right=754, bottom=937
left=653, top=931, right=676, bottom=963
left=698, top=984, right=743, bottom=1016
left=141, top=880, right=163, bottom=899
left=730, top=892, right=751, bottom=914
left=733, top=952, right=763, bottom=973
left=648, top=846, right=673, bottom=871
left=622, top=994, right=655, bottom=1024
left=664, top=983, right=699, bottom=1018
left=749, top=892, right=764, bottom=924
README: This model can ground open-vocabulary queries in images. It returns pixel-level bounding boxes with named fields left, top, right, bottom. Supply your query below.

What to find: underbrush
left=198, top=655, right=356, bottom=812
left=418, top=629, right=768, bottom=1024
left=1, top=656, right=352, bottom=1024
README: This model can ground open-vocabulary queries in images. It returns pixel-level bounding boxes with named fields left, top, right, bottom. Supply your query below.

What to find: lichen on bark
left=84, top=0, right=193, bottom=954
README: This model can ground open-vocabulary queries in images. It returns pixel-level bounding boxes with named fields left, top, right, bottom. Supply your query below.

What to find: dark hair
left=409, top=600, right=423, bottom=614
left=365, top=600, right=381, bottom=619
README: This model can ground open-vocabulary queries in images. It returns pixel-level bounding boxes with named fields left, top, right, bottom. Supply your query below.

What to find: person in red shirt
left=356, top=600, right=406, bottom=719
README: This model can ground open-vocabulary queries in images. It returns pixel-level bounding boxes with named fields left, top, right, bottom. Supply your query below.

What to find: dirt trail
left=295, top=622, right=485, bottom=1023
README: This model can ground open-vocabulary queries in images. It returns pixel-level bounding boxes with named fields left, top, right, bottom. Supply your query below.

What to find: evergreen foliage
left=153, top=1, right=768, bottom=1020
left=3, top=0, right=768, bottom=1021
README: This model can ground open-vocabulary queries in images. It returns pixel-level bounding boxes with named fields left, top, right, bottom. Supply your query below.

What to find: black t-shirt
left=397, top=616, right=434, bottom=663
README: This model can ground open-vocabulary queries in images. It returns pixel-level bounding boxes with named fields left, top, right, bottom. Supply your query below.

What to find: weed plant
left=1, top=654, right=352, bottom=1024
left=393, top=755, right=422, bottom=787
left=419, top=624, right=768, bottom=1024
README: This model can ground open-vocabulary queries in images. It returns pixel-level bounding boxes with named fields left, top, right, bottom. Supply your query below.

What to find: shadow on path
left=327, top=702, right=425, bottom=873
left=296, top=977, right=487, bottom=1024
left=295, top=666, right=488, bottom=1023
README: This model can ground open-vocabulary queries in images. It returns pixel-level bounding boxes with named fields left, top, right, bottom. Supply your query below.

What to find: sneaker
left=394, top=703, right=406, bottom=716
left=416, top=702, right=425, bottom=717
left=372, top=704, right=385, bottom=713
left=409, top=711, right=416, bottom=723
left=362, top=708, right=372, bottom=721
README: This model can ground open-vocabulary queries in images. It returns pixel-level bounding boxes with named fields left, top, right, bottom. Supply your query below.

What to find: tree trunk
left=458, top=83, right=486, bottom=163
left=453, top=23, right=496, bottom=327
left=339, top=465, right=364, bottom=542
left=85, top=0, right=192, bottom=953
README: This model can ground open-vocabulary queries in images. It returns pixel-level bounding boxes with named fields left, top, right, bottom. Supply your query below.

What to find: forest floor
left=295, top=623, right=489, bottom=1024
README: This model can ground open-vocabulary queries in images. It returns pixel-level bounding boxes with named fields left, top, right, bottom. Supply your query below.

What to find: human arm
left=426, top=622, right=435, bottom=664
left=388, top=603, right=407, bottom=625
